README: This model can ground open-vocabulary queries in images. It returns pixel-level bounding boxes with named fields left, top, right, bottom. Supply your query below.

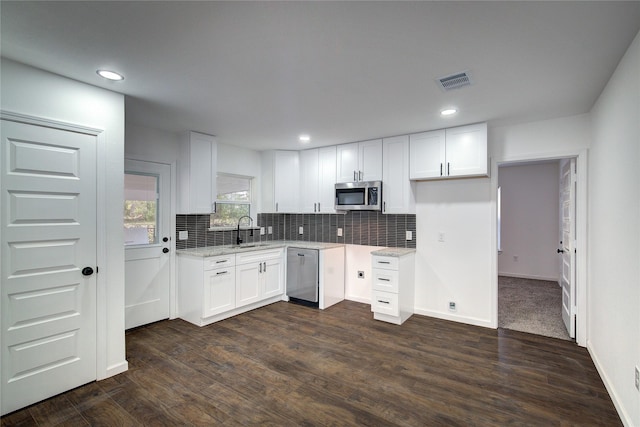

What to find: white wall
left=1, top=58, right=127, bottom=378
left=344, top=244, right=384, bottom=303
left=126, top=123, right=180, bottom=163
left=498, top=162, right=560, bottom=281
left=217, top=142, right=263, bottom=213
left=588, top=30, right=640, bottom=426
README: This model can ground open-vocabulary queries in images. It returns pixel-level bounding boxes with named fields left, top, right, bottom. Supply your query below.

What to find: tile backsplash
left=176, top=212, right=416, bottom=250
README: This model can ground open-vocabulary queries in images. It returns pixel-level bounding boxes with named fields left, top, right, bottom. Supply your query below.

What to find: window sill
left=208, top=226, right=261, bottom=232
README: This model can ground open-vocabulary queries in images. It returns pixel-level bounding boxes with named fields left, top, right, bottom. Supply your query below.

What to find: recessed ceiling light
left=440, top=108, right=457, bottom=116
left=299, top=134, right=311, bottom=143
left=96, top=69, right=124, bottom=81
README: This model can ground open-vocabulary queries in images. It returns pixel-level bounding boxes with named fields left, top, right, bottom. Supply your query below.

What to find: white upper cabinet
left=409, top=122, right=488, bottom=180
left=178, top=131, right=217, bottom=214
left=261, top=150, right=299, bottom=213
left=382, top=135, right=415, bottom=214
left=336, top=139, right=382, bottom=183
left=300, top=146, right=337, bottom=213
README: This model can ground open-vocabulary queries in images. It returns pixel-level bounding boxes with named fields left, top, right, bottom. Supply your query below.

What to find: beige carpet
left=498, top=276, right=572, bottom=341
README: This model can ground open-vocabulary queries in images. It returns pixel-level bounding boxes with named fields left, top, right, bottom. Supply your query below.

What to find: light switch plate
left=406, top=231, right=412, bottom=241
left=337, top=228, right=343, bottom=237
left=299, top=226, right=304, bottom=235
left=260, top=227, right=265, bottom=235
left=178, top=230, right=188, bottom=240
left=268, top=226, right=273, bottom=234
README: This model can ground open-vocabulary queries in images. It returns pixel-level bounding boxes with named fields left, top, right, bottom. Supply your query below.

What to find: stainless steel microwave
left=335, top=181, right=382, bottom=211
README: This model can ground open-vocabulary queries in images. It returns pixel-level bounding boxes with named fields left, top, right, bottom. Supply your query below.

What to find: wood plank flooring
left=2, top=300, right=621, bottom=426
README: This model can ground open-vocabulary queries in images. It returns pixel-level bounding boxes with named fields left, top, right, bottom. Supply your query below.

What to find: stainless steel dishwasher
left=286, top=247, right=319, bottom=307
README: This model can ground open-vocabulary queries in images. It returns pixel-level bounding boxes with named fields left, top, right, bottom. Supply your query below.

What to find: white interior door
left=560, top=158, right=577, bottom=338
left=124, top=160, right=171, bottom=329
left=1, top=119, right=97, bottom=415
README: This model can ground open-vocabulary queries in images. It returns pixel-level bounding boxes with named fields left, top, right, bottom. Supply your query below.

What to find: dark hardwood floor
left=2, top=300, right=621, bottom=426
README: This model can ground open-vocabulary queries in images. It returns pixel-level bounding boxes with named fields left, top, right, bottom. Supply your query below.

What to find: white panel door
left=409, top=129, right=446, bottom=179
left=560, top=159, right=576, bottom=338
left=318, top=146, right=336, bottom=213
left=1, top=119, right=97, bottom=415
left=124, top=160, right=171, bottom=330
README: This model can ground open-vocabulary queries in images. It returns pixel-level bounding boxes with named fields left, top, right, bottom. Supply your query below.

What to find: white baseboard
left=587, top=341, right=629, bottom=426
left=498, top=272, right=560, bottom=283
left=345, top=295, right=371, bottom=305
left=413, top=308, right=494, bottom=329
left=101, top=360, right=128, bottom=380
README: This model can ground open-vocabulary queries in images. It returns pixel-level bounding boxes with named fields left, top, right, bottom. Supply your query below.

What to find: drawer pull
left=378, top=261, right=391, bottom=264
left=216, top=271, right=229, bottom=275
left=377, top=300, right=390, bottom=304
left=378, top=278, right=391, bottom=282
left=215, top=260, right=227, bottom=264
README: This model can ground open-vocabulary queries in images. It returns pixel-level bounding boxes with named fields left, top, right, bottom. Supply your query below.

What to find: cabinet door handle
left=276, top=202, right=278, bottom=212
left=379, top=278, right=391, bottom=282
left=359, top=170, right=363, bottom=181
left=263, top=262, right=267, bottom=272
left=383, top=201, right=386, bottom=213
left=216, top=270, right=229, bottom=275
left=354, top=171, right=357, bottom=181
left=314, top=202, right=317, bottom=213
left=318, top=202, right=320, bottom=211
left=212, top=202, right=217, bottom=213
left=259, top=263, right=262, bottom=273
left=447, top=162, right=450, bottom=176
left=377, top=300, right=390, bottom=304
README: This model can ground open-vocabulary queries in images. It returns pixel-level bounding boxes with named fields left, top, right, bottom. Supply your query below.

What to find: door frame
left=124, top=156, right=177, bottom=320
left=0, top=110, right=115, bottom=380
left=491, top=149, right=588, bottom=346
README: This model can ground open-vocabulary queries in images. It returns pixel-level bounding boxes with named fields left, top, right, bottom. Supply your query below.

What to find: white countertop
left=177, top=240, right=344, bottom=257
left=370, top=247, right=416, bottom=257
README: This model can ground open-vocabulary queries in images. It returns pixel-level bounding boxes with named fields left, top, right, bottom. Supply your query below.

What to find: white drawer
left=236, top=248, right=283, bottom=265
left=204, top=254, right=235, bottom=271
left=372, top=255, right=398, bottom=270
left=371, top=290, right=399, bottom=316
left=372, top=268, right=399, bottom=293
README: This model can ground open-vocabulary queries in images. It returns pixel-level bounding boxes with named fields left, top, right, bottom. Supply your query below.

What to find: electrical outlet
left=178, top=230, right=188, bottom=240
left=260, top=227, right=265, bottom=235
left=337, top=228, right=343, bottom=237
left=298, top=226, right=304, bottom=235
left=635, top=366, right=639, bottom=391
left=268, top=226, right=273, bottom=234
left=406, top=230, right=413, bottom=241
left=357, top=271, right=365, bottom=279
left=449, top=301, right=456, bottom=311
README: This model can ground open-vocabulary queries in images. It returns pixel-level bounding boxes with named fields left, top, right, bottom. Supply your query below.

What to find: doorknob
left=82, top=267, right=94, bottom=276
left=557, top=249, right=564, bottom=253
left=162, top=237, right=169, bottom=242
left=162, top=248, right=169, bottom=253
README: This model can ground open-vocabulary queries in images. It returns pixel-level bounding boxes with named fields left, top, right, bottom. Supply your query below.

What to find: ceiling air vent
left=436, top=71, right=473, bottom=91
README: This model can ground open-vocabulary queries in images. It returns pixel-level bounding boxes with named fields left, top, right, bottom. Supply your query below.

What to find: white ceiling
left=2, top=1, right=639, bottom=151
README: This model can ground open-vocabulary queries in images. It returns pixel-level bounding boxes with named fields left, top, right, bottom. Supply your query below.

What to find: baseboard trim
left=413, top=308, right=493, bottom=329
left=345, top=295, right=371, bottom=305
left=101, top=360, right=128, bottom=380
left=587, top=340, right=629, bottom=426
left=498, top=272, right=560, bottom=283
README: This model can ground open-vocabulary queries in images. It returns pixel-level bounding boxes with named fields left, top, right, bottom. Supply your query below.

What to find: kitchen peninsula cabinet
left=336, top=139, right=382, bottom=183
left=409, top=122, right=488, bottom=180
left=261, top=150, right=299, bottom=213
left=300, top=146, right=337, bottom=213
left=178, top=131, right=217, bottom=214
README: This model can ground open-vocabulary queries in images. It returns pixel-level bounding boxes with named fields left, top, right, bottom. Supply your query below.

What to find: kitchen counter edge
left=177, top=241, right=345, bottom=257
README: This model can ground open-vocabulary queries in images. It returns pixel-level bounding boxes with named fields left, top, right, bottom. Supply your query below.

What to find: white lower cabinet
left=371, top=252, right=415, bottom=325
left=178, top=248, right=284, bottom=326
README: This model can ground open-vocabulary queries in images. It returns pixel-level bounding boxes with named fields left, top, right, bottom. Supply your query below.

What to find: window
left=210, top=174, right=253, bottom=228
left=124, top=173, right=159, bottom=245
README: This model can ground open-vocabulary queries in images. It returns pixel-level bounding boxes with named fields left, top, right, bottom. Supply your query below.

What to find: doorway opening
left=497, top=158, right=576, bottom=341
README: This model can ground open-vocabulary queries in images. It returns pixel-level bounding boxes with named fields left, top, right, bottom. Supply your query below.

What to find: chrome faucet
left=236, top=215, right=253, bottom=246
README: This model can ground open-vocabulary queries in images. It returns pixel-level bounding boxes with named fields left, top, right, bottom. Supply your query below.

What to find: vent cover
left=436, top=71, right=473, bottom=91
